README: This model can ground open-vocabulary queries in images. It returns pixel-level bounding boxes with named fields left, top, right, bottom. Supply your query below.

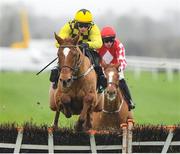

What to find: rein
left=72, top=47, right=94, bottom=80
left=35, top=45, right=82, bottom=75
left=102, top=69, right=123, bottom=114
left=72, top=65, right=94, bottom=80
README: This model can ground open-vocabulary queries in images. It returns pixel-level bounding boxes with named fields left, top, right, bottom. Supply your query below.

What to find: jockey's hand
left=81, top=43, right=89, bottom=49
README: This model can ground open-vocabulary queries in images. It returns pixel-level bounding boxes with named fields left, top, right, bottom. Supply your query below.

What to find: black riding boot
left=83, top=48, right=107, bottom=93
left=119, top=79, right=135, bottom=110
left=49, top=66, right=59, bottom=89
left=94, top=66, right=107, bottom=93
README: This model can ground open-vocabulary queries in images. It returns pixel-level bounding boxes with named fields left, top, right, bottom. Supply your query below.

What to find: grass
left=126, top=71, right=180, bottom=125
left=0, top=71, right=180, bottom=126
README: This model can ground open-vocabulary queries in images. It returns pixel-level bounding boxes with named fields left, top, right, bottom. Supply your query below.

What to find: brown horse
left=52, top=33, right=103, bottom=131
left=92, top=63, right=133, bottom=130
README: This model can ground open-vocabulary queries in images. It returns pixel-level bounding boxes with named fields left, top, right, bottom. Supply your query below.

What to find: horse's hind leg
left=79, top=94, right=95, bottom=131
left=74, top=102, right=90, bottom=131
left=83, top=107, right=93, bottom=129
left=74, top=118, right=84, bottom=131
left=75, top=106, right=92, bottom=131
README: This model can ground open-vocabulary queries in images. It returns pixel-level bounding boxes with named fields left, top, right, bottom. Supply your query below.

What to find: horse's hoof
left=65, top=113, right=72, bottom=118
left=74, top=123, right=83, bottom=132
left=51, top=124, right=58, bottom=130
left=83, top=122, right=92, bottom=131
left=63, top=107, right=72, bottom=118
left=74, top=120, right=84, bottom=132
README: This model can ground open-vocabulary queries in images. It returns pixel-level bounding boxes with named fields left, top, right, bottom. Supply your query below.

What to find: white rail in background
left=0, top=47, right=180, bottom=80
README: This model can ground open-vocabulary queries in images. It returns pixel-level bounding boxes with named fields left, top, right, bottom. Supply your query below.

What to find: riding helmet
left=75, top=9, right=93, bottom=23
left=101, top=26, right=116, bottom=38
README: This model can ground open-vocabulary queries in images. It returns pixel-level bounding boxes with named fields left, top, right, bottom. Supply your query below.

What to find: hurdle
left=0, top=123, right=180, bottom=153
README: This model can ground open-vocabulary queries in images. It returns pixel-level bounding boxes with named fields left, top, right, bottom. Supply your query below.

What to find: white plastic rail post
left=127, top=119, right=134, bottom=153
left=89, top=130, right=97, bottom=154
left=121, top=123, right=128, bottom=153
left=48, top=127, right=54, bottom=154
left=14, top=127, right=23, bottom=154
left=161, top=126, right=175, bottom=153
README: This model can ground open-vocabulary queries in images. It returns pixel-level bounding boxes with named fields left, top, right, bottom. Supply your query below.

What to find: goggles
left=77, top=22, right=90, bottom=28
left=103, top=37, right=115, bottom=43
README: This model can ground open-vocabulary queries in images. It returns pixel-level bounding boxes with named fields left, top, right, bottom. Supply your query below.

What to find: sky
left=0, top=0, right=180, bottom=20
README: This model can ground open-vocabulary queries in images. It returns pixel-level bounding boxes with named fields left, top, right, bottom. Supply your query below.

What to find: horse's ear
left=72, top=35, right=79, bottom=45
left=54, top=32, right=64, bottom=45
left=115, top=63, right=121, bottom=70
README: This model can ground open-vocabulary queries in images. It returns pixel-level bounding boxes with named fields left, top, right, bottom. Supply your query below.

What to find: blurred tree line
left=0, top=4, right=180, bottom=58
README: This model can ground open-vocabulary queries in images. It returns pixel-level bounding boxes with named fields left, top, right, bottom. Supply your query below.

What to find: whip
left=36, top=57, right=58, bottom=75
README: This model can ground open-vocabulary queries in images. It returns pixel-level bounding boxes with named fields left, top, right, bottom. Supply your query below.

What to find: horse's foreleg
left=61, top=95, right=72, bottom=118
left=52, top=111, right=60, bottom=129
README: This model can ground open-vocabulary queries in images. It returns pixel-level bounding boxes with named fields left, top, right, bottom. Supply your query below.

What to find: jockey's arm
left=55, top=23, right=72, bottom=48
left=87, top=25, right=102, bottom=50
left=117, top=42, right=127, bottom=71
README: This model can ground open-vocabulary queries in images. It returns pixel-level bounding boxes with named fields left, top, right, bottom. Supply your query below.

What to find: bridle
left=58, top=45, right=82, bottom=72
left=58, top=45, right=94, bottom=80
left=102, top=98, right=124, bottom=114
left=102, top=67, right=123, bottom=114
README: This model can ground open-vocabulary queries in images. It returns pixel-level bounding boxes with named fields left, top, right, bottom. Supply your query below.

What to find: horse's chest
left=70, top=96, right=83, bottom=114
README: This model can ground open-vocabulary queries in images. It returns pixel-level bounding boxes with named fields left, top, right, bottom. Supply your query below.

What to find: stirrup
left=97, top=85, right=104, bottom=93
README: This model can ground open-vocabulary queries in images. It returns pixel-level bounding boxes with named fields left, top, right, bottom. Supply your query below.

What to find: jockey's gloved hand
left=81, top=42, right=89, bottom=49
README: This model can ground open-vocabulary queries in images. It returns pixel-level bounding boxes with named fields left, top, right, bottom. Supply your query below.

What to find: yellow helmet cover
left=75, top=9, right=93, bottom=23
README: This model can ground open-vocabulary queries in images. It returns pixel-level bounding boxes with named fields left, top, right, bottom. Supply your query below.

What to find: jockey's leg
left=49, top=66, right=59, bottom=111
left=94, top=66, right=107, bottom=93
left=118, top=71, right=135, bottom=110
left=49, top=66, right=59, bottom=89
left=84, top=48, right=107, bottom=93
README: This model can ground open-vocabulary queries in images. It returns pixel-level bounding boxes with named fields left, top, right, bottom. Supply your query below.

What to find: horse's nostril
left=67, top=78, right=72, bottom=83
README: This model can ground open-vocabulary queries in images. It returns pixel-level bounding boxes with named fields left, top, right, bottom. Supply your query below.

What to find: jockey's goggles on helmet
left=77, top=22, right=90, bottom=28
left=103, top=37, right=115, bottom=43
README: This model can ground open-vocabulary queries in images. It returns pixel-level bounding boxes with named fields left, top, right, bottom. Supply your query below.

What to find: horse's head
left=55, top=33, right=82, bottom=88
left=102, top=63, right=120, bottom=101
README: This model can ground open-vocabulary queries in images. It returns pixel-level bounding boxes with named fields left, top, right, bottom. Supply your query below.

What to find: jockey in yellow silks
left=56, top=10, right=102, bottom=49
left=49, top=9, right=107, bottom=111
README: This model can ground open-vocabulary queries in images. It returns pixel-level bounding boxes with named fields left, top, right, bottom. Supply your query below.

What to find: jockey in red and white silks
left=98, top=38, right=127, bottom=80
left=98, top=26, right=135, bottom=110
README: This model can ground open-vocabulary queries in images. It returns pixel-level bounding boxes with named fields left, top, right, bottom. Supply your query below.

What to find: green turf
left=0, top=71, right=179, bottom=126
